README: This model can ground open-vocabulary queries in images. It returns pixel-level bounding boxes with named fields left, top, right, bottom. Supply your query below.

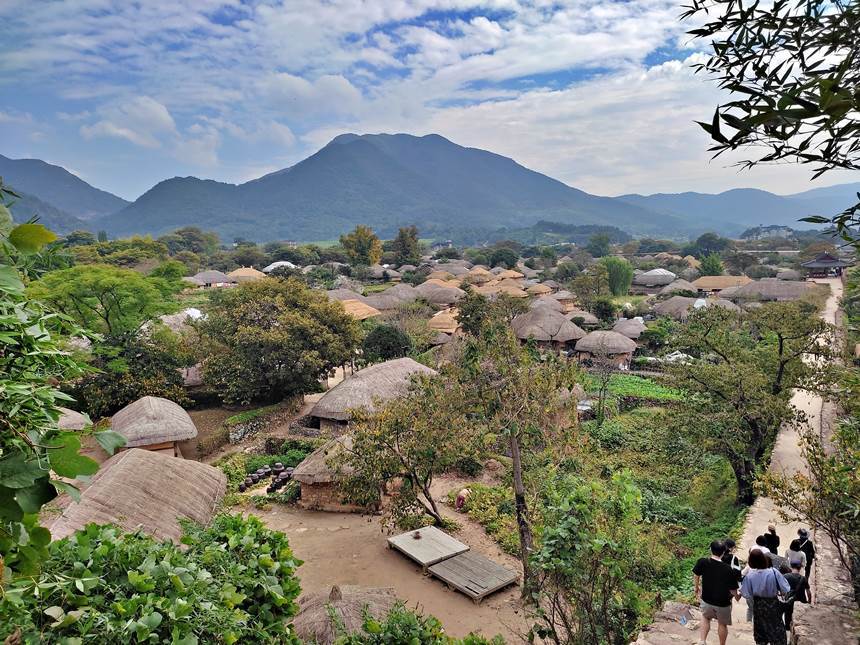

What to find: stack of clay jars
left=238, top=464, right=273, bottom=492
left=266, top=465, right=295, bottom=494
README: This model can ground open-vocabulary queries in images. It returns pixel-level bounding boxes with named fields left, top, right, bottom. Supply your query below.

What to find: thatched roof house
left=342, top=299, right=382, bottom=320
left=691, top=275, right=752, bottom=293
left=497, top=269, right=524, bottom=280
left=633, top=268, right=676, bottom=287
left=654, top=295, right=740, bottom=321
left=191, top=270, right=235, bottom=288
left=467, top=267, right=494, bottom=283
left=309, top=358, right=437, bottom=431
left=111, top=396, right=197, bottom=456
left=776, top=269, right=801, bottom=281
left=512, top=309, right=586, bottom=346
left=497, top=284, right=529, bottom=298
left=530, top=296, right=564, bottom=313
left=383, top=283, right=419, bottom=302
left=228, top=266, right=266, bottom=283
left=414, top=282, right=465, bottom=306
left=527, top=283, right=553, bottom=296
left=684, top=255, right=701, bottom=269
left=58, top=407, right=89, bottom=431
left=155, top=307, right=204, bottom=335
left=567, top=309, right=600, bottom=327
left=426, top=270, right=455, bottom=281
left=613, top=318, right=647, bottom=340
left=368, top=264, right=401, bottom=281
left=362, top=294, right=403, bottom=311
left=293, top=585, right=397, bottom=644
left=730, top=279, right=812, bottom=302
left=292, top=436, right=371, bottom=512
left=262, top=260, right=297, bottom=273
left=428, top=308, right=459, bottom=334
left=327, top=288, right=368, bottom=303
left=50, top=448, right=225, bottom=542
left=574, top=330, right=637, bottom=366
left=659, top=279, right=697, bottom=295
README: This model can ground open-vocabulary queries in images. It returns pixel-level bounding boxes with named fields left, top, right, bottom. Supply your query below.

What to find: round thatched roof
left=497, top=269, right=524, bottom=280
left=228, top=266, right=266, bottom=282
left=659, top=279, right=697, bottom=295
left=382, top=283, right=419, bottom=302
left=417, top=283, right=465, bottom=306
left=552, top=290, right=575, bottom=301
left=530, top=296, right=564, bottom=313
left=497, top=284, right=529, bottom=298
left=632, top=268, right=677, bottom=287
left=111, top=396, right=198, bottom=447
left=612, top=318, right=647, bottom=339
left=426, top=270, right=455, bottom=281
left=342, top=299, right=382, bottom=320
left=363, top=294, right=403, bottom=311
left=192, top=270, right=234, bottom=284
left=776, top=269, right=801, bottom=281
left=732, top=279, right=812, bottom=301
left=653, top=296, right=697, bottom=320
left=50, top=448, right=225, bottom=542
left=397, top=264, right=417, bottom=273
left=327, top=288, right=369, bottom=304
left=575, top=330, right=637, bottom=355
left=467, top=267, right=494, bottom=283
left=310, top=358, right=437, bottom=421
left=428, top=308, right=459, bottom=334
left=292, top=435, right=353, bottom=484
left=292, top=585, right=397, bottom=645
left=567, top=309, right=599, bottom=326
left=58, top=407, right=89, bottom=431
left=512, top=308, right=586, bottom=343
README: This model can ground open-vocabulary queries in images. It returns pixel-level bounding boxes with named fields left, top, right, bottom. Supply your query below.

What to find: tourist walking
left=693, top=540, right=740, bottom=645
left=740, top=549, right=791, bottom=645
left=784, top=539, right=807, bottom=573
left=720, top=538, right=742, bottom=581
left=782, top=559, right=812, bottom=632
left=762, top=524, right=780, bottom=553
left=796, top=528, right=816, bottom=579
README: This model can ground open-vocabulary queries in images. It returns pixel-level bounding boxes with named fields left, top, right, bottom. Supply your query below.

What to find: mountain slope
left=8, top=191, right=85, bottom=234
left=98, top=133, right=690, bottom=242
left=0, top=154, right=128, bottom=220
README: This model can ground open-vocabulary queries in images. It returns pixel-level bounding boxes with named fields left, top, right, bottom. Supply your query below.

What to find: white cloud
left=80, top=96, right=177, bottom=148
left=258, top=73, right=362, bottom=117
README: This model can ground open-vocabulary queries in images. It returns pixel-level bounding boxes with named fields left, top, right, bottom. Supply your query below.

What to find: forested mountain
left=0, top=154, right=128, bottom=220
left=97, top=134, right=689, bottom=241
left=8, top=191, right=85, bottom=234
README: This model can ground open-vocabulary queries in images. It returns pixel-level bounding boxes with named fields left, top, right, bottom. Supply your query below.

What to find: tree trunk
left=420, top=483, right=444, bottom=525
left=510, top=431, right=535, bottom=598
left=731, top=457, right=757, bottom=506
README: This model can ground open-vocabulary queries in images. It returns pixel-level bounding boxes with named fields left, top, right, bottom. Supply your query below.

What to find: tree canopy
left=340, top=225, right=383, bottom=266
left=392, top=225, right=421, bottom=265
left=600, top=256, right=634, bottom=296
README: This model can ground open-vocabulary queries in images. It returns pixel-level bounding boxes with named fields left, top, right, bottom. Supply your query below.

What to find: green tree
left=600, top=256, right=634, bottom=296
left=683, top=0, right=860, bottom=249
left=586, top=233, right=611, bottom=258
left=158, top=226, right=220, bottom=256
left=200, top=278, right=361, bottom=404
left=61, top=230, right=96, bottom=247
left=457, top=289, right=528, bottom=336
left=554, top=261, right=579, bottom=281
left=340, top=225, right=383, bottom=266
left=539, top=246, right=557, bottom=268
left=362, top=324, right=413, bottom=362
left=489, top=247, right=519, bottom=269
left=670, top=302, right=833, bottom=503
left=1, top=180, right=124, bottom=583
left=570, top=264, right=609, bottom=302
left=699, top=252, right=724, bottom=276
left=27, top=264, right=175, bottom=335
left=392, top=225, right=421, bottom=265
left=684, top=233, right=731, bottom=258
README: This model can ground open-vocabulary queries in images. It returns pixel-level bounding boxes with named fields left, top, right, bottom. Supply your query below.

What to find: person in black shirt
left=720, top=538, right=743, bottom=582
left=693, top=540, right=740, bottom=645
left=762, top=524, right=780, bottom=553
left=796, top=528, right=816, bottom=579
left=782, top=559, right=812, bottom=630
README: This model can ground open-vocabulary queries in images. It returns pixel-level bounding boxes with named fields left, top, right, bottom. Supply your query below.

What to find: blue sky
left=1, top=0, right=855, bottom=201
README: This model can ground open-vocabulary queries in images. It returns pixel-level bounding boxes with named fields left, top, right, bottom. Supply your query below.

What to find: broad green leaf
left=0, top=203, right=12, bottom=237
left=0, top=486, right=23, bottom=521
left=0, top=264, right=25, bottom=294
left=0, top=454, right=47, bottom=488
left=94, top=430, right=126, bottom=455
left=8, top=223, right=57, bottom=254
left=51, top=479, right=82, bottom=502
left=14, top=477, right=57, bottom=513
left=46, top=433, right=99, bottom=478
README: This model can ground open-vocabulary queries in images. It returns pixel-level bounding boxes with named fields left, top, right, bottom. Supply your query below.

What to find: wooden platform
left=387, top=525, right=469, bottom=571
left=428, top=551, right=519, bottom=603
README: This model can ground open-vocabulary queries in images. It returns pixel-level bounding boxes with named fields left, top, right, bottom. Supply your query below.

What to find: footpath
left=634, top=278, right=859, bottom=645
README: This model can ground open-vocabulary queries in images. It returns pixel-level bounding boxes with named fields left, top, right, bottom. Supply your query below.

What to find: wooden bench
left=387, top=525, right=469, bottom=572
left=428, top=550, right=519, bottom=604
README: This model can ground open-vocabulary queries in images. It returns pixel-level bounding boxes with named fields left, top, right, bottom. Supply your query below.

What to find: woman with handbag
left=740, top=549, right=792, bottom=645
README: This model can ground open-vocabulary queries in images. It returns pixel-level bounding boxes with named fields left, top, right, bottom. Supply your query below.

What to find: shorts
left=701, top=601, right=733, bottom=626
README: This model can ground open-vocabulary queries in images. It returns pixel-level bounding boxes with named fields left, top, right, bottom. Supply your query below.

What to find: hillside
left=98, top=133, right=690, bottom=242
left=0, top=154, right=128, bottom=220
left=8, top=191, right=85, bottom=234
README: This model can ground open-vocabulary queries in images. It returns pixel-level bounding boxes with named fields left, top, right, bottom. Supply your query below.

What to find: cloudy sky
left=0, top=0, right=855, bottom=201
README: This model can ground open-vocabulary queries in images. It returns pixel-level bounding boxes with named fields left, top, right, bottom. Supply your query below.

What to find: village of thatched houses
left=573, top=330, right=638, bottom=368
left=111, top=396, right=198, bottom=457
left=511, top=307, right=586, bottom=349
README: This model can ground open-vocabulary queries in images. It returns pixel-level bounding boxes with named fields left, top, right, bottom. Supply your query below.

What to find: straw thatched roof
left=58, top=407, right=89, bottom=431
left=111, top=396, right=198, bottom=447
left=497, top=284, right=529, bottom=298
left=519, top=265, right=540, bottom=279
left=228, top=266, right=266, bottom=282
left=292, top=435, right=353, bottom=484
left=397, top=264, right=417, bottom=273
left=310, top=358, right=437, bottom=421
left=542, top=279, right=560, bottom=289
left=613, top=318, right=647, bottom=339
left=633, top=268, right=676, bottom=286
left=382, top=283, right=419, bottom=302
left=659, top=279, right=697, bottom=295
left=192, top=270, right=235, bottom=285
left=474, top=284, right=501, bottom=297
left=428, top=308, right=459, bottom=334
left=467, top=267, right=494, bottom=283
left=327, top=288, right=368, bottom=303
left=426, top=270, right=455, bottom=281
left=654, top=296, right=696, bottom=320
left=691, top=275, right=752, bottom=291
left=497, top=269, right=524, bottom=279
left=292, top=585, right=397, bottom=645
left=511, top=308, right=586, bottom=344
left=731, top=279, right=812, bottom=301
left=530, top=296, right=564, bottom=313
left=414, top=282, right=465, bottom=305
left=684, top=255, right=701, bottom=269
left=156, top=307, right=204, bottom=334
left=182, top=276, right=204, bottom=287
left=50, top=448, right=225, bottom=542
left=567, top=309, right=600, bottom=326
left=362, top=294, right=403, bottom=311
left=430, top=331, right=452, bottom=345
left=776, top=269, right=801, bottom=281
left=369, top=264, right=401, bottom=280
left=575, top=330, right=637, bottom=355
left=342, top=299, right=382, bottom=320
left=552, top=290, right=575, bottom=301
left=527, top=283, right=552, bottom=296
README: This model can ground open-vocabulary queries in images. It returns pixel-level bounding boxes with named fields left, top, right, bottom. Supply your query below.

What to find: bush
left=337, top=604, right=503, bottom=644
left=362, top=324, right=413, bottom=362
left=0, top=515, right=302, bottom=644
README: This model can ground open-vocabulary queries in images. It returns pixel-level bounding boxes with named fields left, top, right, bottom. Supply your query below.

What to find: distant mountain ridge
left=3, top=134, right=858, bottom=242
left=0, top=154, right=128, bottom=223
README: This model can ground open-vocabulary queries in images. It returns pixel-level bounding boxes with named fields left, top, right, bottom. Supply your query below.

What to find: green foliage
left=682, top=233, right=731, bottom=259
left=553, top=260, right=579, bottom=281
left=452, top=484, right=521, bottom=556
left=489, top=247, right=518, bottom=269
left=69, top=330, right=190, bottom=418
left=600, top=256, right=634, bottom=296
left=337, top=604, right=504, bottom=644
left=200, top=278, right=361, bottom=404
left=27, top=264, right=176, bottom=335
left=0, top=515, right=302, bottom=644
left=588, top=294, right=617, bottom=323
left=340, top=225, right=383, bottom=266
left=457, top=289, right=528, bottom=336
left=585, top=233, right=610, bottom=258
left=1, top=189, right=126, bottom=583
left=392, top=225, right=421, bottom=265
left=699, top=252, right=724, bottom=276
left=224, top=404, right=281, bottom=427
left=362, top=324, right=413, bottom=362
left=434, top=246, right=461, bottom=260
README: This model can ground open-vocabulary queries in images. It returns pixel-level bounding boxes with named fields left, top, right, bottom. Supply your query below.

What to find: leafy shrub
left=1, top=515, right=302, bottom=644
left=225, top=404, right=280, bottom=426
left=451, top=484, right=520, bottom=555
left=362, top=324, right=413, bottom=362
left=337, top=603, right=503, bottom=644
left=454, top=455, right=484, bottom=477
